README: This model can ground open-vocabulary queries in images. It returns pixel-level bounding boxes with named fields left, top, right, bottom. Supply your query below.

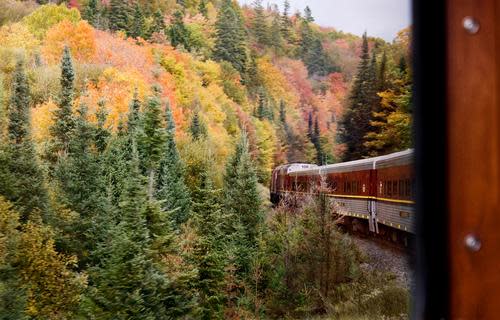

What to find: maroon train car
left=270, top=150, right=415, bottom=238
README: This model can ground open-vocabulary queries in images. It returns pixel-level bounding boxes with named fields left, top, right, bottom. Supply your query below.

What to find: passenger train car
left=270, top=150, right=415, bottom=241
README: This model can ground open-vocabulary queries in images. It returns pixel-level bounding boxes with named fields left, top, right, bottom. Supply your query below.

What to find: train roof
left=288, top=149, right=414, bottom=176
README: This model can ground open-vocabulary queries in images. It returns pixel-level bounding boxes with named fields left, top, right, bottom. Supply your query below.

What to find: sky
left=238, top=0, right=412, bottom=42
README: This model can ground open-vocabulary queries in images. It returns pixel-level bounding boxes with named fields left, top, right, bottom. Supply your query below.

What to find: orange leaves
left=43, top=20, right=96, bottom=64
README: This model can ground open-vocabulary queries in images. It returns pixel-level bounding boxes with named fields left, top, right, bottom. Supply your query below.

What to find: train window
left=393, top=181, right=398, bottom=197
left=388, top=181, right=392, bottom=196
left=399, top=180, right=405, bottom=196
left=346, top=181, right=351, bottom=193
left=405, top=179, right=411, bottom=197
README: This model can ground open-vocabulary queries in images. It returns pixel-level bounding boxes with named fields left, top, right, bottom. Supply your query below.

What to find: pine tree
left=299, top=18, right=314, bottom=60
left=127, top=89, right=141, bottom=133
left=156, top=102, right=191, bottom=228
left=138, top=88, right=167, bottom=199
left=214, top=0, right=248, bottom=76
left=378, top=50, right=388, bottom=91
left=252, top=0, right=269, bottom=46
left=0, top=60, right=48, bottom=222
left=256, top=89, right=267, bottom=120
left=306, top=38, right=329, bottom=76
left=279, top=100, right=287, bottom=127
left=307, top=111, right=313, bottom=139
left=189, top=111, right=208, bottom=140
left=313, top=116, right=324, bottom=165
left=168, top=10, right=191, bottom=51
left=399, top=55, right=408, bottom=74
left=50, top=46, right=76, bottom=157
left=338, top=32, right=376, bottom=161
left=108, top=0, right=130, bottom=32
left=129, top=3, right=145, bottom=38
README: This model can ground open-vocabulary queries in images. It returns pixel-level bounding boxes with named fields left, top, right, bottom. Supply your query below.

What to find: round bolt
left=463, top=16, right=480, bottom=34
left=464, top=234, right=482, bottom=252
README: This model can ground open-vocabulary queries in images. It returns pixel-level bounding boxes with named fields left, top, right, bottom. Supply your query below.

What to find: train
left=270, top=149, right=415, bottom=243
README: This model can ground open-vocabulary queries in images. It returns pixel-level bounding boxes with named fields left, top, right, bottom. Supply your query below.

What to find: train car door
left=368, top=167, right=378, bottom=233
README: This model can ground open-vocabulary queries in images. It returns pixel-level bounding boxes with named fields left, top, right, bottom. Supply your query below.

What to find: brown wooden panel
left=447, top=0, right=500, bottom=317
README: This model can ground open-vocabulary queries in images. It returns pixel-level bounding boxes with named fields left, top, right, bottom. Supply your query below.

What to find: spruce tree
left=54, top=102, right=111, bottom=265
left=306, top=38, right=329, bottom=76
left=90, top=143, right=172, bottom=319
left=252, top=0, right=269, bottom=46
left=129, top=3, right=146, bottom=38
left=279, top=100, right=286, bottom=125
left=83, top=0, right=98, bottom=26
left=338, top=32, right=376, bottom=161
left=378, top=50, right=388, bottom=91
left=280, top=0, right=292, bottom=41
left=148, top=10, right=166, bottom=37
left=189, top=111, right=207, bottom=140
left=214, top=0, right=248, bottom=75
left=223, top=133, right=262, bottom=273
left=199, top=0, right=208, bottom=18
left=50, top=46, right=76, bottom=157
left=138, top=87, right=167, bottom=199
left=270, top=13, right=284, bottom=53
left=168, top=10, right=191, bottom=51
left=0, top=60, right=48, bottom=222
left=190, top=170, right=226, bottom=320
left=94, top=99, right=111, bottom=154
left=304, top=6, right=314, bottom=22
left=256, top=89, right=267, bottom=120
left=156, top=102, right=191, bottom=228
left=313, top=116, right=324, bottom=165
left=108, top=0, right=130, bottom=32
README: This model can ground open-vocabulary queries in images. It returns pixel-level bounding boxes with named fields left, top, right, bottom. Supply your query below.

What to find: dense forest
left=0, top=0, right=412, bottom=319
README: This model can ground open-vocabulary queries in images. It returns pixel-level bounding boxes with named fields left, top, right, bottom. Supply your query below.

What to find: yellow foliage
left=32, top=100, right=57, bottom=144
left=0, top=23, right=40, bottom=54
left=22, top=3, right=81, bottom=39
left=257, top=57, right=299, bottom=108
left=253, top=119, right=277, bottom=184
left=43, top=20, right=96, bottom=64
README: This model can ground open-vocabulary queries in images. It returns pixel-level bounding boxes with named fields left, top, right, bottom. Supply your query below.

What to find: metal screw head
left=463, top=16, right=480, bottom=34
left=464, top=234, right=482, bottom=252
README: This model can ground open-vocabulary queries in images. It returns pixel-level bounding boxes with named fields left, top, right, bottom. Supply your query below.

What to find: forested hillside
left=0, top=0, right=411, bottom=319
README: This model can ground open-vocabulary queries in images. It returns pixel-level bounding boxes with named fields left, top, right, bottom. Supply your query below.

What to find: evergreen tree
left=156, top=102, right=191, bottom=228
left=83, top=0, right=98, bottom=26
left=189, top=111, right=207, bottom=140
left=50, top=46, right=76, bottom=157
left=256, top=89, right=267, bottom=120
left=214, top=0, right=248, bottom=76
left=127, top=89, right=141, bottom=133
left=108, top=0, right=130, bottom=32
left=0, top=61, right=48, bottom=222
left=148, top=10, right=166, bottom=36
left=190, top=170, right=226, bottom=320
left=168, top=10, right=191, bottom=51
left=305, top=38, right=329, bottom=76
left=299, top=18, right=314, bottom=60
left=129, top=3, right=146, bottom=38
left=304, top=6, right=314, bottom=22
left=252, top=0, right=269, bottom=46
left=307, top=110, right=313, bottom=139
left=398, top=55, right=408, bottom=74
left=280, top=0, right=292, bottom=41
left=199, top=0, right=208, bottom=18
left=90, top=143, right=173, bottom=319
left=94, top=99, right=111, bottom=154
left=270, top=13, right=284, bottom=53
left=138, top=88, right=167, bottom=199
left=338, top=32, right=376, bottom=161
left=313, top=116, right=324, bottom=165
left=378, top=50, right=388, bottom=91
left=223, top=133, right=262, bottom=273
left=279, top=100, right=287, bottom=125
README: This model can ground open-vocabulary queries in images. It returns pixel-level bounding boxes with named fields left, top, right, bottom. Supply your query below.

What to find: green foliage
left=338, top=32, right=377, bottom=161
left=108, top=0, right=131, bottom=32
left=129, top=3, right=146, bottom=38
left=168, top=10, right=191, bottom=51
left=22, top=3, right=81, bottom=39
left=189, top=110, right=208, bottom=140
left=156, top=102, right=191, bottom=228
left=148, top=9, right=167, bottom=37
left=223, top=133, right=262, bottom=273
left=252, top=0, right=269, bottom=46
left=0, top=60, right=48, bottom=222
left=83, top=0, right=99, bottom=26
left=50, top=46, right=77, bottom=156
left=214, top=0, right=248, bottom=76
